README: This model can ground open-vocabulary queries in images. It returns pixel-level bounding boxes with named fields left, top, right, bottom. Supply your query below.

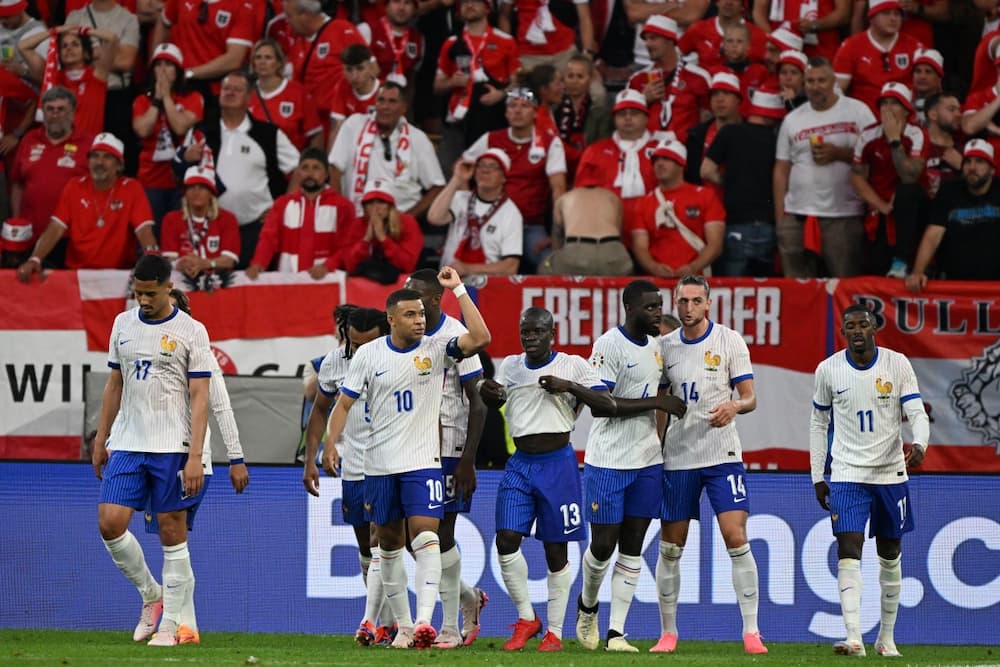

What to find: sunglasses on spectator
left=380, top=135, right=392, bottom=162
left=506, top=88, right=537, bottom=105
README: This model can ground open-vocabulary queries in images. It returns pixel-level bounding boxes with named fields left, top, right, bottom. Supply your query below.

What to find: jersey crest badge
left=215, top=10, right=230, bottom=27
left=317, top=43, right=330, bottom=59
left=876, top=377, right=893, bottom=400
left=655, top=350, right=663, bottom=369
left=894, top=54, right=909, bottom=69
left=414, top=355, right=432, bottom=375
left=704, top=350, right=721, bottom=372
left=160, top=335, right=177, bottom=357
left=207, top=236, right=220, bottom=252
left=279, top=101, right=294, bottom=118
left=406, top=41, right=418, bottom=59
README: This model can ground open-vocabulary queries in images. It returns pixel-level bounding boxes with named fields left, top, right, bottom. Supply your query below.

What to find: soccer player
left=305, top=267, right=491, bottom=649
left=479, top=307, right=616, bottom=652
left=403, top=269, right=489, bottom=647
left=92, top=255, right=214, bottom=646
left=810, top=304, right=929, bottom=658
left=655, top=275, right=767, bottom=655
left=303, top=306, right=393, bottom=646
left=575, top=280, right=686, bottom=652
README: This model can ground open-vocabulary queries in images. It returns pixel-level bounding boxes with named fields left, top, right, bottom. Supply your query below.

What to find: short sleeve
left=589, top=334, right=620, bottom=390
left=316, top=350, right=340, bottom=397
left=704, top=187, right=726, bottom=224
left=51, top=181, right=76, bottom=229
left=496, top=355, right=513, bottom=387
left=107, top=317, right=121, bottom=368
left=276, top=129, right=301, bottom=174
left=573, top=354, right=607, bottom=391
left=456, top=352, right=484, bottom=382
left=127, top=182, right=154, bottom=231
left=545, top=137, right=567, bottom=176
left=329, top=116, right=359, bottom=171
left=775, top=117, right=791, bottom=161
left=120, top=12, right=141, bottom=48
left=187, top=322, right=215, bottom=377
left=812, top=362, right=831, bottom=410
left=727, top=331, right=753, bottom=387
left=340, top=344, right=369, bottom=398
left=449, top=190, right=471, bottom=223
left=159, top=212, right=182, bottom=257
left=898, top=354, right=921, bottom=403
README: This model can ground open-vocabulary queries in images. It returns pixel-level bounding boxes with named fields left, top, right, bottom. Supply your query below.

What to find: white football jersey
left=659, top=321, right=754, bottom=470
left=340, top=335, right=457, bottom=475
left=426, top=313, right=484, bottom=458
left=497, top=351, right=606, bottom=439
left=318, top=348, right=369, bottom=481
left=586, top=327, right=667, bottom=469
left=107, top=307, right=215, bottom=454
left=812, top=347, right=922, bottom=484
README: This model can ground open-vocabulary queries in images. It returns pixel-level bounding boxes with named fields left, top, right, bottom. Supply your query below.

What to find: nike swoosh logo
left=836, top=388, right=849, bottom=394
left=375, top=370, right=389, bottom=377
left=563, top=527, right=580, bottom=534
left=428, top=503, right=442, bottom=509
left=743, top=592, right=755, bottom=598
left=885, top=592, right=898, bottom=599
left=734, top=497, right=746, bottom=503
left=626, top=363, right=639, bottom=369
left=118, top=339, right=131, bottom=345
left=386, top=592, right=398, bottom=598
left=667, top=363, right=679, bottom=369
left=840, top=587, right=853, bottom=593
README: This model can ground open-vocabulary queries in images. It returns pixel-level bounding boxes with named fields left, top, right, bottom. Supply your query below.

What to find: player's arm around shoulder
left=539, top=355, right=617, bottom=418
left=439, top=266, right=492, bottom=358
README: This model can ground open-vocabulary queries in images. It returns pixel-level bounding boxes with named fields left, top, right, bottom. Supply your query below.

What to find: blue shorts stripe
left=496, top=446, right=585, bottom=543
left=584, top=464, right=662, bottom=524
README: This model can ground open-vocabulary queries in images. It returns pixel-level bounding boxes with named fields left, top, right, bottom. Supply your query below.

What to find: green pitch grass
left=1, top=630, right=997, bottom=666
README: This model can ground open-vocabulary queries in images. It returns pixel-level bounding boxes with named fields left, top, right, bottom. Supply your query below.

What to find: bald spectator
left=16, top=133, right=156, bottom=280
left=627, top=16, right=711, bottom=143
left=574, top=89, right=658, bottom=241
left=679, top=0, right=767, bottom=69
left=850, top=82, right=928, bottom=277
left=711, top=23, right=770, bottom=116
left=906, top=139, right=1000, bottom=291
left=753, top=0, right=851, bottom=60
left=911, top=48, right=944, bottom=123
left=773, top=57, right=875, bottom=277
left=633, top=140, right=725, bottom=277
left=428, top=149, right=523, bottom=277
left=542, top=163, right=634, bottom=276
left=833, top=0, right=922, bottom=114
left=701, top=89, right=785, bottom=276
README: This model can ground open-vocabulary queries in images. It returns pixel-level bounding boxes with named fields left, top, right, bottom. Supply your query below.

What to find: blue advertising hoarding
left=1, top=463, right=997, bottom=644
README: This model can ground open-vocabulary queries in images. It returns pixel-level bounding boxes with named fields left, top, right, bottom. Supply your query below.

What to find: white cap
left=361, top=177, right=396, bottom=206
left=651, top=139, right=687, bottom=167
left=90, top=132, right=125, bottom=163
left=710, top=71, right=742, bottom=98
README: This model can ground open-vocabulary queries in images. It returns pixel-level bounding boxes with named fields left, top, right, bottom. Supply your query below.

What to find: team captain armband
left=446, top=336, right=465, bottom=362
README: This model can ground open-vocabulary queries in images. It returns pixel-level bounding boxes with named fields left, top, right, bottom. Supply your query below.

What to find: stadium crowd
left=2, top=0, right=1000, bottom=288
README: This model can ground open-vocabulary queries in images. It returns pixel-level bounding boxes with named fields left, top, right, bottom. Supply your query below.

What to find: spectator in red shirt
left=680, top=0, right=767, bottom=69
left=711, top=23, right=770, bottom=116
left=248, top=38, right=324, bottom=151
left=342, top=177, right=424, bottom=284
left=752, top=0, right=851, bottom=60
left=16, top=132, right=156, bottom=280
left=280, top=0, right=366, bottom=140
left=152, top=0, right=255, bottom=113
left=132, top=43, right=203, bottom=225
left=366, top=0, right=423, bottom=89
left=9, top=86, right=94, bottom=259
left=329, top=44, right=381, bottom=149
left=160, top=166, right=240, bottom=285
left=850, top=0, right=948, bottom=48
left=628, top=16, right=712, bottom=143
left=247, top=147, right=356, bottom=280
left=833, top=0, right=922, bottom=114
left=850, top=82, right=928, bottom=276
left=18, top=24, right=119, bottom=137
left=633, top=139, right=725, bottom=277
left=499, top=0, right=596, bottom=75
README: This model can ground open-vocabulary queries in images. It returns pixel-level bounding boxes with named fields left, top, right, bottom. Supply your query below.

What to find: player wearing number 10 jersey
left=656, top=275, right=767, bottom=655
left=319, top=268, right=491, bottom=650
left=479, top=307, right=616, bottom=653
left=810, top=304, right=929, bottom=658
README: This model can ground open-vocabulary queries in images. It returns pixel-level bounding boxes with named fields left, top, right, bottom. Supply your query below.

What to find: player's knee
left=836, top=534, right=864, bottom=560
left=876, top=538, right=901, bottom=561
left=588, top=529, right=617, bottom=561
left=495, top=530, right=521, bottom=555
left=98, top=518, right=126, bottom=541
left=543, top=542, right=569, bottom=571
left=720, top=525, right=748, bottom=549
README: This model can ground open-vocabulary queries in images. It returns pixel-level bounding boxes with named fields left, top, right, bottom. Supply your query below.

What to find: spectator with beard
left=923, top=93, right=963, bottom=200
left=246, top=148, right=356, bottom=280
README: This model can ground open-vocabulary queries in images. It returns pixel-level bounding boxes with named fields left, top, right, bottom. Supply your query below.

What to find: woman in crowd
left=18, top=24, right=118, bottom=136
left=342, top=179, right=424, bottom=284
left=248, top=38, right=324, bottom=151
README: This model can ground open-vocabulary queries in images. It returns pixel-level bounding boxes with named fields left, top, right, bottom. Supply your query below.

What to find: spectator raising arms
left=18, top=24, right=119, bottom=136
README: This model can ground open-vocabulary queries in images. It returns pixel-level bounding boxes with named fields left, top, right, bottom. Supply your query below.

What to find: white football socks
left=878, top=555, right=902, bottom=645
left=363, top=546, right=385, bottom=625
left=546, top=564, right=573, bottom=639
left=838, top=558, right=863, bottom=643
left=360, top=552, right=371, bottom=588
left=498, top=549, right=535, bottom=621
left=439, top=545, right=462, bottom=632
left=580, top=547, right=611, bottom=609
left=609, top=553, right=642, bottom=635
left=728, top=544, right=760, bottom=634
left=162, top=542, right=193, bottom=632
left=379, top=546, right=413, bottom=629
left=411, top=531, right=441, bottom=626
left=656, top=541, right=683, bottom=636
left=102, top=530, right=161, bottom=604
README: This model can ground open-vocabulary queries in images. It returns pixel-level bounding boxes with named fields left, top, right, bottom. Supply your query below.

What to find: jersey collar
left=138, top=305, right=179, bottom=325
left=386, top=336, right=421, bottom=353
left=524, top=350, right=558, bottom=369
left=426, top=312, right=446, bottom=336
left=617, top=325, right=649, bottom=347
left=680, top=319, right=713, bottom=345
left=845, top=346, right=879, bottom=370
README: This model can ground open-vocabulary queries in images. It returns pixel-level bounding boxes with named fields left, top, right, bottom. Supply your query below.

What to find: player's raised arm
left=438, top=266, right=491, bottom=357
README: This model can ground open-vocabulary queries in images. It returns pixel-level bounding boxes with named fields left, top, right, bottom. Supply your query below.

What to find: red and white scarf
left=613, top=130, right=651, bottom=199
left=455, top=192, right=507, bottom=263
left=382, top=18, right=412, bottom=87
left=526, top=0, right=556, bottom=45
left=447, top=29, right=492, bottom=122
left=351, top=117, right=412, bottom=202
